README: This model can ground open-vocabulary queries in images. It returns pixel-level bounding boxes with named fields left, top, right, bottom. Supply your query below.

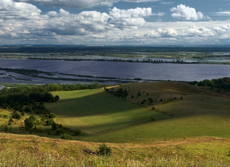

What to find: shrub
left=151, top=117, right=155, bottom=121
left=98, top=144, right=112, bottom=156
left=55, top=129, right=65, bottom=135
left=4, top=126, right=8, bottom=132
left=24, top=118, right=34, bottom=131
left=52, top=123, right=58, bottom=130
left=29, top=115, right=36, bottom=122
left=3, top=114, right=8, bottom=119
left=9, top=117, right=14, bottom=123
left=73, top=129, right=81, bottom=136
left=49, top=113, right=56, bottom=118
left=45, top=119, right=54, bottom=125
left=24, top=107, right=32, bottom=114
left=60, top=134, right=72, bottom=140
left=12, top=111, right=21, bottom=120
left=54, top=95, right=59, bottom=101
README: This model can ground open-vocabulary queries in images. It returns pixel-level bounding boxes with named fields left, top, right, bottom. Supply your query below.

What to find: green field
left=46, top=89, right=166, bottom=134
left=46, top=82, right=230, bottom=143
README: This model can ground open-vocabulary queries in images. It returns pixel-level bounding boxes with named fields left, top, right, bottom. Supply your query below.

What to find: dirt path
left=0, top=133, right=227, bottom=148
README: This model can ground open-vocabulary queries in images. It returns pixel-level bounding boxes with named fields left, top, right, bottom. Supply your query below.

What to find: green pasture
left=46, top=82, right=230, bottom=143
left=46, top=89, right=166, bottom=134
left=79, top=83, right=230, bottom=142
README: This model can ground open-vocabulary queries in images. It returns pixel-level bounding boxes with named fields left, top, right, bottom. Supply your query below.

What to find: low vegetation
left=0, top=79, right=230, bottom=166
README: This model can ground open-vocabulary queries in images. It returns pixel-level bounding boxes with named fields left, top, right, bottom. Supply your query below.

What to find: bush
left=98, top=144, right=112, bottom=156
left=9, top=117, right=14, bottom=123
left=29, top=115, right=36, bottom=122
left=24, top=118, right=34, bottom=131
left=54, top=95, right=59, bottom=101
left=55, top=129, right=65, bottom=135
left=73, top=129, right=81, bottom=136
left=49, top=113, right=56, bottom=118
left=60, top=134, right=72, bottom=140
left=150, top=117, right=155, bottom=121
left=45, top=119, right=54, bottom=125
left=52, top=123, right=58, bottom=130
left=12, top=111, right=21, bottom=120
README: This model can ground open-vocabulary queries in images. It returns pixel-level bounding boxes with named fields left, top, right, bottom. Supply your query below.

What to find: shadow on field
left=46, top=91, right=159, bottom=117
left=45, top=91, right=168, bottom=133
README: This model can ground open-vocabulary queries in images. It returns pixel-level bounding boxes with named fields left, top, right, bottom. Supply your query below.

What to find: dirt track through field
left=0, top=133, right=227, bottom=148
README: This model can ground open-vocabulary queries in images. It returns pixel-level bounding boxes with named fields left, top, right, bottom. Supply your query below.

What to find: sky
left=1, top=0, right=230, bottom=46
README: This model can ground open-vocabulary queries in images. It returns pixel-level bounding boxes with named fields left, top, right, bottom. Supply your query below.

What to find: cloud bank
left=16, top=0, right=159, bottom=9
left=171, top=4, right=204, bottom=21
left=0, top=0, right=230, bottom=45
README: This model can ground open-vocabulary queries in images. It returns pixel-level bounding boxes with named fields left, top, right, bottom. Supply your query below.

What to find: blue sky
left=1, top=0, right=230, bottom=45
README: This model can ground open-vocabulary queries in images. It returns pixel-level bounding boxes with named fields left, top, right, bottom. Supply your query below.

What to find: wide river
left=0, top=58, right=230, bottom=84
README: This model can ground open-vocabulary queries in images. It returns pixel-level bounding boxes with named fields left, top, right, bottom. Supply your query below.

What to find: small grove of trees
left=189, top=77, right=230, bottom=92
left=106, top=88, right=128, bottom=98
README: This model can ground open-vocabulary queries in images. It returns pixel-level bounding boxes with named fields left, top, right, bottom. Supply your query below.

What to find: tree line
left=189, top=77, right=230, bottom=92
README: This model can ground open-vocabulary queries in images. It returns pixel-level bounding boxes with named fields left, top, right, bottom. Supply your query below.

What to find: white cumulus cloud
left=0, top=0, right=41, bottom=19
left=171, top=4, right=204, bottom=21
left=108, top=7, right=152, bottom=28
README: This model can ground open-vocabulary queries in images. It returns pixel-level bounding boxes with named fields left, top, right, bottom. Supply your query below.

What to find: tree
left=12, top=111, right=21, bottom=120
left=52, top=123, right=58, bottom=130
left=54, top=95, right=59, bottom=101
left=24, top=118, right=34, bottom=131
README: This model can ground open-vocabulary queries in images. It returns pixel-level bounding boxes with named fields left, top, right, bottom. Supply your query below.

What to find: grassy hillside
left=45, top=81, right=230, bottom=143
left=46, top=89, right=166, bottom=134
left=0, top=133, right=230, bottom=166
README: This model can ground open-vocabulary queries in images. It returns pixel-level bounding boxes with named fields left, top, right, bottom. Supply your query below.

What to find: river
left=0, top=58, right=229, bottom=84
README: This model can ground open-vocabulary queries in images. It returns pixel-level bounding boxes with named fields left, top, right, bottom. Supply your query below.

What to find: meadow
left=1, top=81, right=230, bottom=166
left=45, top=82, right=230, bottom=143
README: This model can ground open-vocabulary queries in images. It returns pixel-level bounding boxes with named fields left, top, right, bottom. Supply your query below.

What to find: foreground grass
left=0, top=133, right=230, bottom=167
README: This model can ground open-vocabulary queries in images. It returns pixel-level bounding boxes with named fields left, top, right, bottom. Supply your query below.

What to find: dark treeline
left=189, top=77, right=230, bottom=92
left=0, top=82, right=108, bottom=114
left=29, top=57, right=196, bottom=64
left=2, top=46, right=230, bottom=53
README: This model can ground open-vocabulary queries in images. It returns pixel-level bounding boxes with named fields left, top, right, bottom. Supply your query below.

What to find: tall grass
left=0, top=138, right=229, bottom=167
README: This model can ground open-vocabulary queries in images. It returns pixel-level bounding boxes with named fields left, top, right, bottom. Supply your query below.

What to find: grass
left=79, top=82, right=230, bottom=143
left=46, top=89, right=166, bottom=134
left=45, top=82, right=230, bottom=143
left=1, top=81, right=230, bottom=166
left=0, top=133, right=230, bottom=167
